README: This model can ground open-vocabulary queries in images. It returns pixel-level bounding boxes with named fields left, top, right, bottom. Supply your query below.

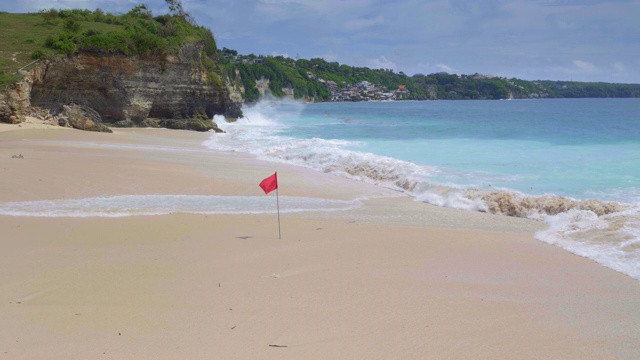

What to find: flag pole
left=276, top=184, right=281, bottom=239
left=259, top=171, right=281, bottom=239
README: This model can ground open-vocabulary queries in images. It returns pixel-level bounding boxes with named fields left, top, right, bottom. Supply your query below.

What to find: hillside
left=0, top=11, right=123, bottom=88
left=0, top=5, right=240, bottom=129
left=219, top=51, right=640, bottom=102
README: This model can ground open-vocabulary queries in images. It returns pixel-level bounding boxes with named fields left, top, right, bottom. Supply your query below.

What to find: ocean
left=205, top=98, right=640, bottom=280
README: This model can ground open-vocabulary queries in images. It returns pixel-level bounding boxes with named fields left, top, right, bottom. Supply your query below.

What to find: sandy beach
left=1, top=120, right=639, bottom=359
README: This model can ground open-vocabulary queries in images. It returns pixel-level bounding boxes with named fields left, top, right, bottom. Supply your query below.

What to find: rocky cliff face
left=0, top=69, right=38, bottom=124
left=225, top=68, right=245, bottom=105
left=17, top=42, right=241, bottom=128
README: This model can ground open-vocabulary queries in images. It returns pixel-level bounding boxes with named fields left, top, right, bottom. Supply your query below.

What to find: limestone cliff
left=0, top=71, right=36, bottom=124
left=11, top=41, right=242, bottom=129
left=225, top=68, right=245, bottom=105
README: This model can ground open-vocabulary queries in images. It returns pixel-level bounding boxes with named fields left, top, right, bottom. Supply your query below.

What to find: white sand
left=1, top=125, right=639, bottom=359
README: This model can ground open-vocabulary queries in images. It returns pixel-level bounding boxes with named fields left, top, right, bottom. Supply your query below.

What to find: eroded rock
left=62, top=104, right=112, bottom=133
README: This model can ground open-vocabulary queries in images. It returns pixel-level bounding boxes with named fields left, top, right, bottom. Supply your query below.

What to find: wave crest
left=466, top=190, right=627, bottom=217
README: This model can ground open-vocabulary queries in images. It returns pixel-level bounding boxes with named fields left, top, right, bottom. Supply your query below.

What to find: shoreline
left=1, top=124, right=639, bottom=358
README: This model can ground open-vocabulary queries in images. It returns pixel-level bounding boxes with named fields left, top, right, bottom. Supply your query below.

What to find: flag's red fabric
left=259, top=172, right=278, bottom=194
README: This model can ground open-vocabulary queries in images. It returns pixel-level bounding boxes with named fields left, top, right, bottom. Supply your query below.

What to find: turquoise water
left=282, top=99, right=640, bottom=203
left=204, top=98, right=640, bottom=280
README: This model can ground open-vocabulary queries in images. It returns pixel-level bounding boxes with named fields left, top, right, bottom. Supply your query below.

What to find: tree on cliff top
left=38, top=2, right=216, bottom=58
left=166, top=0, right=196, bottom=25
left=166, top=0, right=185, bottom=17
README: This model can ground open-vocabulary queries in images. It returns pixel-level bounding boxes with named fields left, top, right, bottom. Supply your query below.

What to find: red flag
left=259, top=172, right=278, bottom=194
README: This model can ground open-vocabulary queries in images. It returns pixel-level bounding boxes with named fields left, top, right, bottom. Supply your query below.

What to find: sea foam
left=203, top=99, right=640, bottom=280
left=536, top=207, right=640, bottom=279
left=0, top=195, right=361, bottom=217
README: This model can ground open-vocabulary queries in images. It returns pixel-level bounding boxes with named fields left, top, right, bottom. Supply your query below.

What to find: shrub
left=31, top=49, right=48, bottom=60
left=45, top=33, right=79, bottom=54
left=81, top=32, right=130, bottom=54
left=93, top=8, right=105, bottom=22
left=63, top=18, right=81, bottom=33
left=84, top=29, right=101, bottom=37
left=40, top=8, right=59, bottom=25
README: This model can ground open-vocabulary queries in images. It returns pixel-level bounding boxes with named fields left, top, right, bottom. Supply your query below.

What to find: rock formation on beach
left=0, top=76, right=32, bottom=124
left=59, top=104, right=112, bottom=133
left=1, top=43, right=242, bottom=131
left=33, top=42, right=239, bottom=129
left=6, top=42, right=238, bottom=131
left=0, top=6, right=242, bottom=131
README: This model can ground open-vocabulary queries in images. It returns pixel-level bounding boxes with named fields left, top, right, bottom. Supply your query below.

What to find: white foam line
left=0, top=195, right=362, bottom=218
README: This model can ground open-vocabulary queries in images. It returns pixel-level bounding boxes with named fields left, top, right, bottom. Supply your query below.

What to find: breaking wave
left=204, top=99, right=640, bottom=280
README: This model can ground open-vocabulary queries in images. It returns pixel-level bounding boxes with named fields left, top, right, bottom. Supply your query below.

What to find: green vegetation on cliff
left=1, top=1, right=237, bottom=130
left=2, top=3, right=639, bottom=101
left=41, top=5, right=216, bottom=57
left=220, top=52, right=640, bottom=102
left=0, top=12, right=122, bottom=87
left=0, top=1, right=218, bottom=88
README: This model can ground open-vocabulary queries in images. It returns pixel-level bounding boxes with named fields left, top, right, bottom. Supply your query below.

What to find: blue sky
left=6, top=0, right=640, bottom=83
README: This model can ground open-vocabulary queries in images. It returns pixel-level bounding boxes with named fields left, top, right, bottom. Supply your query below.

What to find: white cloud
left=573, top=60, right=599, bottom=73
left=270, top=51, right=290, bottom=58
left=435, top=63, right=454, bottom=73
left=368, top=56, right=397, bottom=70
left=16, top=0, right=145, bottom=12
left=313, top=51, right=338, bottom=62
left=256, top=0, right=373, bottom=14
left=544, top=0, right=635, bottom=6
left=410, top=62, right=457, bottom=76
left=344, top=16, right=384, bottom=31
left=612, top=62, right=625, bottom=73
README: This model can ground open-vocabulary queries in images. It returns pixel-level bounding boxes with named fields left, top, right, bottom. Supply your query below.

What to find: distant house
left=325, top=80, right=339, bottom=92
left=241, top=58, right=264, bottom=64
left=342, top=90, right=356, bottom=97
left=471, top=73, right=494, bottom=80
left=282, top=87, right=295, bottom=98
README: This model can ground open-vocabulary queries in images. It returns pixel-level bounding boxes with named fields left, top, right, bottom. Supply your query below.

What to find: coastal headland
left=1, top=121, right=639, bottom=359
left=2, top=8, right=640, bottom=131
